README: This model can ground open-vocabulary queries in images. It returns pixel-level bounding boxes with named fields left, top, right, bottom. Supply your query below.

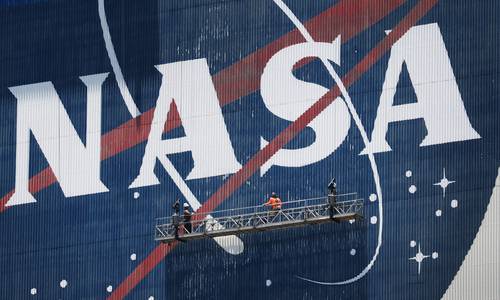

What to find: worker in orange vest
left=264, top=192, right=282, bottom=219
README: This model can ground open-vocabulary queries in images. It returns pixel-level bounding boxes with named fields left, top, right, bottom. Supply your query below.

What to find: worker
left=183, top=203, right=193, bottom=234
left=264, top=192, right=282, bottom=219
left=327, top=178, right=337, bottom=219
left=172, top=199, right=180, bottom=215
left=171, top=199, right=182, bottom=241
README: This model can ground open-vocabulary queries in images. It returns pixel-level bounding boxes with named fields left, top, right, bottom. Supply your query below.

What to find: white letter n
left=7, top=73, right=109, bottom=206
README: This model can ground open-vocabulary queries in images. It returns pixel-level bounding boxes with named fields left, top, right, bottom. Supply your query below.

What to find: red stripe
left=0, top=0, right=402, bottom=212
left=108, top=0, right=439, bottom=298
left=213, top=0, right=405, bottom=106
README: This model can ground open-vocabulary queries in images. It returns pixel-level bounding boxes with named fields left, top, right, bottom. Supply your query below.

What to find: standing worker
left=327, top=178, right=337, bottom=219
left=264, top=192, right=282, bottom=219
left=183, top=203, right=193, bottom=234
left=171, top=199, right=183, bottom=241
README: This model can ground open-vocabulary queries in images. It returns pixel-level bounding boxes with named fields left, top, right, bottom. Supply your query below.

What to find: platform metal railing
left=155, top=193, right=363, bottom=243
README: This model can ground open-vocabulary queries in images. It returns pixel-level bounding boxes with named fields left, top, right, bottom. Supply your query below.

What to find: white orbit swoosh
left=273, top=0, right=384, bottom=285
left=98, top=0, right=244, bottom=255
left=98, top=0, right=140, bottom=118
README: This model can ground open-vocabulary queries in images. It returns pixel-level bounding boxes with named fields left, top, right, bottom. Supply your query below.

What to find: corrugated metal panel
left=0, top=0, right=498, bottom=299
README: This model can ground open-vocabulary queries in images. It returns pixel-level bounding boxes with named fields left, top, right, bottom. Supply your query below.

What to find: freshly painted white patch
left=410, top=240, right=417, bottom=248
left=370, top=216, right=378, bottom=224
left=106, top=285, right=113, bottom=293
left=369, top=193, right=377, bottom=202
left=361, top=23, right=480, bottom=155
left=451, top=199, right=458, bottom=208
left=432, top=252, right=439, bottom=259
left=133, top=192, right=140, bottom=199
left=266, top=279, right=272, bottom=287
left=350, top=249, right=357, bottom=256
left=435, top=210, right=442, bottom=217
left=153, top=153, right=244, bottom=255
left=30, top=288, right=37, bottom=295
left=7, top=74, right=110, bottom=206
left=130, top=253, right=137, bottom=261
left=406, top=170, right=413, bottom=178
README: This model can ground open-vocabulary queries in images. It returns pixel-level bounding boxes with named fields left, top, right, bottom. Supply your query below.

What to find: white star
left=433, top=168, right=455, bottom=198
left=409, top=244, right=430, bottom=275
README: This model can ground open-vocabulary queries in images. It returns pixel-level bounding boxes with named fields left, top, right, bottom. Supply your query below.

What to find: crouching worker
left=264, top=192, right=282, bottom=220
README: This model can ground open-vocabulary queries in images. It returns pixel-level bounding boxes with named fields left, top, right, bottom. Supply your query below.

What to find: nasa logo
left=0, top=0, right=498, bottom=299
left=4, top=24, right=479, bottom=207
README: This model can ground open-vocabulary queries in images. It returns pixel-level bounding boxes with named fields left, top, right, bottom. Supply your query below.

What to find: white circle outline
left=272, top=0, right=384, bottom=285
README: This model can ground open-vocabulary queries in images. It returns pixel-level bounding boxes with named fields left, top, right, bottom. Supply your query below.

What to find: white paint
left=432, top=252, right=439, bottom=259
left=435, top=209, right=442, bottom=217
left=433, top=168, right=455, bottom=198
left=409, top=244, right=430, bottom=275
left=349, top=219, right=355, bottom=224
left=409, top=185, right=417, bottom=194
left=130, top=253, right=137, bottom=261
left=369, top=193, right=377, bottom=202
left=98, top=0, right=140, bottom=117
left=148, top=297, right=155, bottom=300
left=410, top=240, right=416, bottom=248
left=154, top=153, right=244, bottom=255
left=133, top=192, right=140, bottom=199
left=360, top=23, right=480, bottom=155
left=106, top=285, right=113, bottom=293
left=451, top=199, right=458, bottom=208
left=7, top=73, right=110, bottom=206
left=350, top=249, right=357, bottom=256
left=265, top=279, right=272, bottom=287
left=441, top=167, right=500, bottom=300
left=405, top=170, right=412, bottom=178
left=130, top=58, right=241, bottom=188
left=272, top=0, right=384, bottom=286
left=260, top=40, right=350, bottom=175
left=370, top=216, right=378, bottom=224
left=60, top=280, right=68, bottom=288
left=126, top=59, right=243, bottom=255
left=30, top=288, right=37, bottom=295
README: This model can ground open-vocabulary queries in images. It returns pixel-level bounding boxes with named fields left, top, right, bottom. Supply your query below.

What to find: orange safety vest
left=265, top=197, right=282, bottom=210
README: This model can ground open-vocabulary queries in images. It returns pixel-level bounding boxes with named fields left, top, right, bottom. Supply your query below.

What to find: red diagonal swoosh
left=0, top=0, right=403, bottom=212
left=108, top=0, right=439, bottom=299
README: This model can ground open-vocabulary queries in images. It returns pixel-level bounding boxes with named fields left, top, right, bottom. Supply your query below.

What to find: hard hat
left=183, top=203, right=190, bottom=208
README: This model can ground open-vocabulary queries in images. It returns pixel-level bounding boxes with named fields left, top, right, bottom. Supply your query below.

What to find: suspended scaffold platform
left=154, top=192, right=364, bottom=243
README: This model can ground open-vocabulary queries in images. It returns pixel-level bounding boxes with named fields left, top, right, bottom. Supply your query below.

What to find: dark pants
left=328, top=194, right=337, bottom=219
left=173, top=224, right=180, bottom=240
